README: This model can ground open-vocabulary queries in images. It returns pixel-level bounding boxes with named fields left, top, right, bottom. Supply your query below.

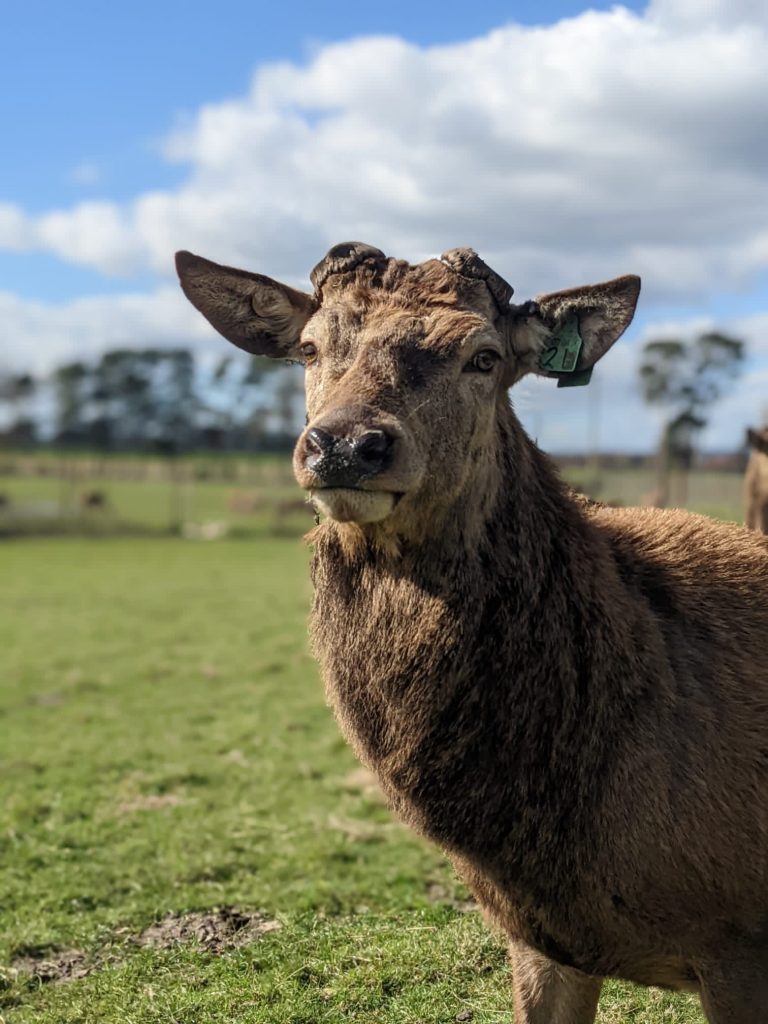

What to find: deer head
left=176, top=243, right=639, bottom=537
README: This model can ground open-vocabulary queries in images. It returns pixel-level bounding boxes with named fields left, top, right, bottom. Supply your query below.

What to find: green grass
left=0, top=471, right=312, bottom=537
left=1, top=538, right=706, bottom=1022
left=565, top=467, right=744, bottom=522
left=0, top=455, right=746, bottom=538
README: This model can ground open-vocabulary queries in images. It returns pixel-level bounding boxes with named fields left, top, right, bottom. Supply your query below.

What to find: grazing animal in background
left=177, top=242, right=768, bottom=1024
left=744, top=426, right=768, bottom=534
left=80, top=490, right=107, bottom=511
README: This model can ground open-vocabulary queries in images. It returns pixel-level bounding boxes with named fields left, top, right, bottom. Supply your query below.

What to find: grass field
left=0, top=459, right=746, bottom=539
left=0, top=531, right=711, bottom=1023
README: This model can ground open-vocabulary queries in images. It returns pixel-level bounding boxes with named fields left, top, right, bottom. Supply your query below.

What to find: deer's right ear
left=175, top=251, right=317, bottom=359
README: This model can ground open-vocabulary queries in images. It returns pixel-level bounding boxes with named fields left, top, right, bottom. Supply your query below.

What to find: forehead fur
left=318, top=256, right=497, bottom=320
left=313, top=257, right=495, bottom=352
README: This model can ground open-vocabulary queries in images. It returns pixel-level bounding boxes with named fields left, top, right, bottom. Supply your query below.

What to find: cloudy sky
left=2, top=0, right=767, bottom=451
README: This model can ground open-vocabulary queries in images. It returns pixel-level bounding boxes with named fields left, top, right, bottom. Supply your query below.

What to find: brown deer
left=745, top=426, right=768, bottom=534
left=176, top=243, right=768, bottom=1024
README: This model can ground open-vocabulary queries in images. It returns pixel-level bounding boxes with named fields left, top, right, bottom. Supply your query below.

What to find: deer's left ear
left=508, top=275, right=641, bottom=384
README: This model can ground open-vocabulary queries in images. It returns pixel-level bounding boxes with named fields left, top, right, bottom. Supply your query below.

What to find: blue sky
left=1, top=0, right=644, bottom=216
left=1, top=0, right=767, bottom=450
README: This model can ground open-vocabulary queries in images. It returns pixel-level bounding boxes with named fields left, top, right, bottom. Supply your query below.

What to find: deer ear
left=175, top=251, right=317, bottom=358
left=510, top=275, right=640, bottom=383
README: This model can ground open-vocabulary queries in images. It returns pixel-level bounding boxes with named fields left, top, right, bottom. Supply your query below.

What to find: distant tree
left=638, top=332, right=745, bottom=503
left=272, top=366, right=305, bottom=446
left=201, top=356, right=302, bottom=450
left=0, top=372, right=37, bottom=446
left=16, top=346, right=307, bottom=454
left=52, top=362, right=92, bottom=443
left=90, top=348, right=197, bottom=450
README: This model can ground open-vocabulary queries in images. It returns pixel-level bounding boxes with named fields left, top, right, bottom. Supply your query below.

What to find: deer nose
left=305, top=427, right=335, bottom=459
left=302, top=426, right=395, bottom=487
left=355, top=429, right=392, bottom=469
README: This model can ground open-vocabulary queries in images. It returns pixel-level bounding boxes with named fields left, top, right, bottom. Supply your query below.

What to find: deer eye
left=466, top=349, right=500, bottom=373
left=300, top=341, right=318, bottom=365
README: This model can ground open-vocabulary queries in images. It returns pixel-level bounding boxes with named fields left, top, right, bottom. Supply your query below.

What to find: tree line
left=0, top=331, right=747, bottom=477
left=0, top=349, right=305, bottom=453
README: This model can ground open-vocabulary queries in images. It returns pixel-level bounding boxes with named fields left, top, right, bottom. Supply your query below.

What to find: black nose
left=355, top=430, right=391, bottom=469
left=303, top=427, right=395, bottom=487
left=305, top=427, right=335, bottom=457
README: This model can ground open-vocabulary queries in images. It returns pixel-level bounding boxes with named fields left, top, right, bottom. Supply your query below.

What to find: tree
left=52, top=362, right=91, bottom=443
left=0, top=372, right=37, bottom=446
left=90, top=348, right=197, bottom=450
left=199, top=356, right=302, bottom=450
left=638, top=332, right=745, bottom=503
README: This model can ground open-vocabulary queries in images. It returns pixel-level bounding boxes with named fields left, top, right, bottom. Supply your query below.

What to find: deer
left=745, top=426, right=768, bottom=534
left=176, top=242, right=768, bottom=1024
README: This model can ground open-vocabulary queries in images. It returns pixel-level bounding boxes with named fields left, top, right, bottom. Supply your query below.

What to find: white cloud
left=648, top=0, right=768, bottom=28
left=0, top=203, right=35, bottom=250
left=0, top=4, right=766, bottom=302
left=0, top=287, right=219, bottom=375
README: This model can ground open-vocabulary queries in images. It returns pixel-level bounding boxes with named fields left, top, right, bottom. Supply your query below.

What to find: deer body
left=312, top=424, right=768, bottom=996
left=177, top=242, right=768, bottom=1022
left=745, top=427, right=768, bottom=534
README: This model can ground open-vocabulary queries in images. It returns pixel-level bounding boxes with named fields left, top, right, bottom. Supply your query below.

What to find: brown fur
left=744, top=427, right=768, bottom=534
left=177, top=244, right=768, bottom=1023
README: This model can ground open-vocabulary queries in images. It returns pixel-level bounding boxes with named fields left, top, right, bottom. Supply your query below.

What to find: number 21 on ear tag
left=538, top=315, right=593, bottom=387
left=538, top=315, right=583, bottom=373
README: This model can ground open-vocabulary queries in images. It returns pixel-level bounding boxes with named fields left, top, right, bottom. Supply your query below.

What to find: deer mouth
left=310, top=487, right=402, bottom=524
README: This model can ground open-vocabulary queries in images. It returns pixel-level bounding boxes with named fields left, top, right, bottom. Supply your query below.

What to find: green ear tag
left=538, top=315, right=583, bottom=373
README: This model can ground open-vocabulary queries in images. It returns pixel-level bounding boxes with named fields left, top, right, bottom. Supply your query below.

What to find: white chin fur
left=311, top=488, right=395, bottom=524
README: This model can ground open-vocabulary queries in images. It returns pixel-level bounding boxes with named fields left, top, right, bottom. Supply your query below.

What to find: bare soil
left=11, top=907, right=281, bottom=985
left=10, top=948, right=90, bottom=985
left=137, top=907, right=281, bottom=953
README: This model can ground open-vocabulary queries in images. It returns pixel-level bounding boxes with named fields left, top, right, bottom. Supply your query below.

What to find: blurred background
left=1, top=1, right=767, bottom=1021
left=1, top=0, right=767, bottom=533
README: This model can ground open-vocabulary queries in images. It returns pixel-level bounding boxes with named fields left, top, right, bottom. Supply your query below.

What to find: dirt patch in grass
left=10, top=948, right=90, bottom=985
left=137, top=907, right=281, bottom=954
left=10, top=908, right=281, bottom=986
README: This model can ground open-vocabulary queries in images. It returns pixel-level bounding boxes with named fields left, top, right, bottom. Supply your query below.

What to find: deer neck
left=308, top=410, right=617, bottom=862
left=311, top=407, right=583, bottom=598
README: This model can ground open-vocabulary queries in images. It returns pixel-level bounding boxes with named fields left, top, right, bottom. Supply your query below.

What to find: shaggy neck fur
left=309, top=402, right=651, bottom=890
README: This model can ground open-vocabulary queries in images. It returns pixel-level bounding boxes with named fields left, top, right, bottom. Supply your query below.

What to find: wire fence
left=0, top=451, right=314, bottom=538
left=0, top=450, right=746, bottom=539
